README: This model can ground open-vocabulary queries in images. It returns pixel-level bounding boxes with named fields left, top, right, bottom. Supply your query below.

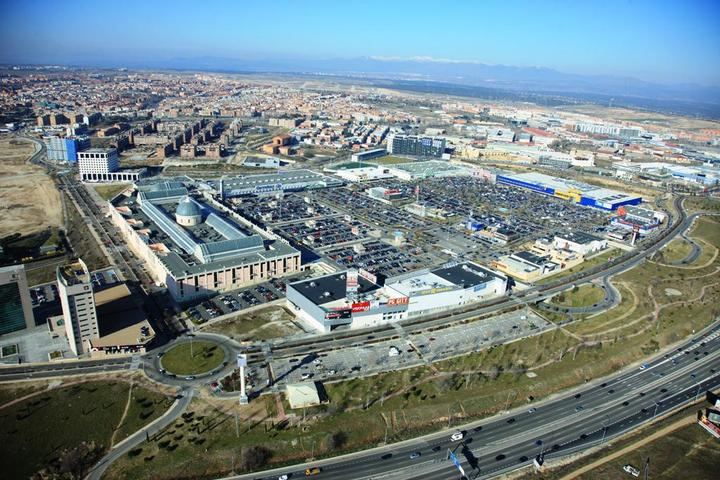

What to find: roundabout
left=160, top=339, right=226, bottom=376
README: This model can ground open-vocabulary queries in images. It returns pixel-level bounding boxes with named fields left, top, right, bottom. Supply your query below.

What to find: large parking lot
left=230, top=192, right=338, bottom=226
left=268, top=309, right=550, bottom=386
left=274, top=216, right=372, bottom=250
left=186, top=272, right=314, bottom=323
left=324, top=240, right=438, bottom=278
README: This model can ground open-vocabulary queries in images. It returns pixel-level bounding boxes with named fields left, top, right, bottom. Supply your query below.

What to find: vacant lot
left=0, top=138, right=62, bottom=236
left=202, top=306, right=302, bottom=341
left=0, top=380, right=172, bottom=480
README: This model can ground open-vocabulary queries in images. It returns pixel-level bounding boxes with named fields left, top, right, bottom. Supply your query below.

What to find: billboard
left=325, top=309, right=351, bottom=320
left=415, top=285, right=454, bottom=296
left=358, top=268, right=378, bottom=285
left=346, top=269, right=359, bottom=292
left=387, top=296, right=409, bottom=306
left=351, top=301, right=371, bottom=313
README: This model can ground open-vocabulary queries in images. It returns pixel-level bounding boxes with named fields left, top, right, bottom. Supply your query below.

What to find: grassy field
left=550, top=284, right=606, bottom=308
left=0, top=380, right=171, bottom=480
left=515, top=404, right=720, bottom=480
left=685, top=196, right=720, bottom=215
left=537, top=249, right=617, bottom=285
left=161, top=341, right=225, bottom=375
left=92, top=183, right=130, bottom=201
left=658, top=237, right=695, bottom=263
left=106, top=213, right=720, bottom=480
left=201, top=307, right=301, bottom=341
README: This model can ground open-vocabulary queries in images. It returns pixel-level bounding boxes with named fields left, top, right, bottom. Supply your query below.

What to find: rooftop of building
left=91, top=284, right=154, bottom=348
left=58, top=261, right=90, bottom=286
left=388, top=160, right=468, bottom=177
left=386, top=262, right=504, bottom=297
left=205, top=169, right=339, bottom=191
left=554, top=231, right=604, bottom=245
left=513, top=250, right=551, bottom=266
left=498, top=171, right=640, bottom=203
left=116, top=188, right=299, bottom=278
left=79, top=147, right=116, bottom=154
left=289, top=272, right=378, bottom=307
left=431, top=262, right=504, bottom=288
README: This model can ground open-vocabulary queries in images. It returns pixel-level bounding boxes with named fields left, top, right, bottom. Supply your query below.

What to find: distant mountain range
left=146, top=55, right=720, bottom=104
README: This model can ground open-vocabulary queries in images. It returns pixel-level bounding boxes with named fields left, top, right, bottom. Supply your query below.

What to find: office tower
left=57, top=259, right=98, bottom=355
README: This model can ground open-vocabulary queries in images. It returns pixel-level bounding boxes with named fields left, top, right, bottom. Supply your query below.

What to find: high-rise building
left=0, top=265, right=34, bottom=336
left=44, top=136, right=91, bottom=163
left=77, top=148, right=144, bottom=182
left=387, top=134, right=446, bottom=158
left=57, top=259, right=99, bottom=355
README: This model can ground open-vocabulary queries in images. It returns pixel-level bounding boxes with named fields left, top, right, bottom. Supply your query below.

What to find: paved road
left=223, top=320, right=720, bottom=480
left=537, top=276, right=620, bottom=316
left=87, top=387, right=194, bottom=480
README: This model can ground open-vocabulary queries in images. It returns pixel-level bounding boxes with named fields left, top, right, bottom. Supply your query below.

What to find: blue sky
left=1, top=0, right=718, bottom=86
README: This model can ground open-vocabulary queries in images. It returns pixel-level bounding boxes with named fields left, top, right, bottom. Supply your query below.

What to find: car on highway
left=278, top=475, right=288, bottom=480
left=305, top=466, right=321, bottom=476
left=575, top=405, right=584, bottom=412
left=185, top=376, right=196, bottom=380
left=450, top=431, right=464, bottom=441
left=409, top=452, right=421, bottom=459
left=528, top=407, right=537, bottom=413
left=639, top=363, right=648, bottom=370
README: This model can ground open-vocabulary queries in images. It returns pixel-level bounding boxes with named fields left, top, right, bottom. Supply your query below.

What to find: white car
left=450, top=432, right=464, bottom=442
left=623, top=464, right=640, bottom=477
left=278, top=475, right=289, bottom=480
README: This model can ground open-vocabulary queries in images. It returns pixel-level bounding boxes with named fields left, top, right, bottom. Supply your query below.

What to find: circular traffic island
left=161, top=340, right=225, bottom=376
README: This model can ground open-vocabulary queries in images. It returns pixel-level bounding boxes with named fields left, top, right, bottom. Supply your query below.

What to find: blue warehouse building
left=496, top=172, right=641, bottom=211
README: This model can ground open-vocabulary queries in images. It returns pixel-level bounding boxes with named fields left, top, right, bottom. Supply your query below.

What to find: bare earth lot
left=0, top=138, right=62, bottom=235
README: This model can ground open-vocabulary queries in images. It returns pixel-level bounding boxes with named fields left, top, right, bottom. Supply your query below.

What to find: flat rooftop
left=555, top=231, right=603, bottom=245
left=92, top=284, right=154, bottom=348
left=431, top=263, right=504, bottom=288
left=499, top=171, right=640, bottom=203
left=289, top=272, right=378, bottom=307
left=206, top=169, right=340, bottom=191
left=389, top=160, right=469, bottom=177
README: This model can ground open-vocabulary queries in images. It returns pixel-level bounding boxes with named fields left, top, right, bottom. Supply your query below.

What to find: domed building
left=175, top=196, right=202, bottom=226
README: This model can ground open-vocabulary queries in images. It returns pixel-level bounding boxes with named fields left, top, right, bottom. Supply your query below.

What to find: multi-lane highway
left=225, top=322, right=720, bottom=480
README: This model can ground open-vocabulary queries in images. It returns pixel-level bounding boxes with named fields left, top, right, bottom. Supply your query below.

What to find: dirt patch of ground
left=0, top=138, right=62, bottom=235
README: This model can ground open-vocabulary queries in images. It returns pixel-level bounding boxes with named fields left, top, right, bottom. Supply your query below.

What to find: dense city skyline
left=1, top=0, right=719, bottom=86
